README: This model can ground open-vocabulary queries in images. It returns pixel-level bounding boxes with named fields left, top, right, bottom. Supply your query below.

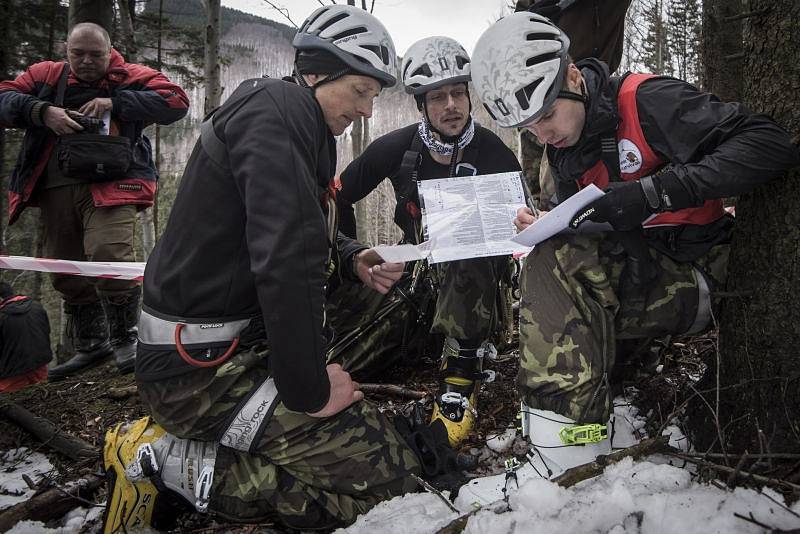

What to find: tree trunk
left=701, top=0, right=742, bottom=100
left=700, top=0, right=800, bottom=456
left=137, top=208, right=155, bottom=261
left=68, top=0, right=113, bottom=30
left=203, top=0, right=222, bottom=115
left=115, top=0, right=137, bottom=62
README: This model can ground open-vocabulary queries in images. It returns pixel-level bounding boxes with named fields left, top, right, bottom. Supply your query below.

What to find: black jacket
left=140, top=77, right=362, bottom=413
left=548, top=59, right=800, bottom=259
left=0, top=297, right=52, bottom=378
left=337, top=123, right=522, bottom=241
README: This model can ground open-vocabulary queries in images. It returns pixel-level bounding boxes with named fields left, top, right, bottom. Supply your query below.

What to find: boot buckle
left=559, top=424, right=608, bottom=445
left=126, top=443, right=158, bottom=481
left=195, top=465, right=214, bottom=512
left=439, top=392, right=468, bottom=421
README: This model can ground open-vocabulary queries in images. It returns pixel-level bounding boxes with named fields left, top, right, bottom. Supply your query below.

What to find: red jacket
left=0, top=49, right=189, bottom=224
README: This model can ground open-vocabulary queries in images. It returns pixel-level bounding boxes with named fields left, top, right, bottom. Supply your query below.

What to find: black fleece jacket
left=140, top=77, right=363, bottom=413
left=549, top=59, right=800, bottom=207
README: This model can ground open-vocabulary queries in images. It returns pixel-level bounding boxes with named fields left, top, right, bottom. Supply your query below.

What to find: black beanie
left=295, top=49, right=351, bottom=77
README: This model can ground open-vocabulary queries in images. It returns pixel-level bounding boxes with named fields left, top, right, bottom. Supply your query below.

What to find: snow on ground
left=338, top=400, right=800, bottom=534
left=338, top=457, right=800, bottom=534
left=0, top=448, right=55, bottom=510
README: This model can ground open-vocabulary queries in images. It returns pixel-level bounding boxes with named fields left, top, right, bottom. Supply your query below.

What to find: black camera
left=67, top=111, right=104, bottom=134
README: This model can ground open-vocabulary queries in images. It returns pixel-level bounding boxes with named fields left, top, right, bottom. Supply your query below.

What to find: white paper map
left=373, top=172, right=530, bottom=265
left=510, top=184, right=606, bottom=247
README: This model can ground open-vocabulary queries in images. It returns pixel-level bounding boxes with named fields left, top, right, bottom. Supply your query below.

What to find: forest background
left=0, top=0, right=797, bottom=461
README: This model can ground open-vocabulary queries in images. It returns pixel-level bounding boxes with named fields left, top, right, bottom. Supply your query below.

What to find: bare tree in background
left=203, top=0, right=222, bottom=115
left=68, top=0, right=112, bottom=31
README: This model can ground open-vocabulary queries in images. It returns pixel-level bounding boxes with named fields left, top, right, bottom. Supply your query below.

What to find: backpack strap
left=200, top=112, right=229, bottom=169
left=600, top=72, right=631, bottom=182
left=55, top=63, right=70, bottom=107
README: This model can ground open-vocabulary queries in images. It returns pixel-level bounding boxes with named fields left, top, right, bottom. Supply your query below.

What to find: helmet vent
left=514, top=78, right=544, bottom=111
left=332, top=26, right=368, bottom=41
left=455, top=56, right=470, bottom=69
left=411, top=64, right=433, bottom=78
left=525, top=32, right=558, bottom=42
left=526, top=52, right=560, bottom=67
left=318, top=12, right=350, bottom=33
left=301, top=9, right=327, bottom=32
left=360, top=44, right=390, bottom=65
left=482, top=102, right=498, bottom=121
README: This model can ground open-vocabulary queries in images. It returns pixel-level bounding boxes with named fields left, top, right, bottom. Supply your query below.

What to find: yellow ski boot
left=430, top=338, right=489, bottom=447
left=103, top=416, right=169, bottom=533
left=102, top=416, right=218, bottom=533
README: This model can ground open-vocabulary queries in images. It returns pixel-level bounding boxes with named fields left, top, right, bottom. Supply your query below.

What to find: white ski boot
left=455, top=404, right=612, bottom=510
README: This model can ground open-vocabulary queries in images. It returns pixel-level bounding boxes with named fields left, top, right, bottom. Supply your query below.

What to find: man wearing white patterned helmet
left=332, top=36, right=522, bottom=451
left=458, top=11, right=799, bottom=506
left=101, top=6, right=420, bottom=532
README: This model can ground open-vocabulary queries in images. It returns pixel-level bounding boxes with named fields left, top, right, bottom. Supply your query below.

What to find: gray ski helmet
left=293, top=5, right=398, bottom=87
left=401, top=36, right=471, bottom=95
left=471, top=12, right=570, bottom=128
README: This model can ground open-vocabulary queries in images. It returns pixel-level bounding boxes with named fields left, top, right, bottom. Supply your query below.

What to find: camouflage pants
left=518, top=233, right=728, bottom=423
left=137, top=346, right=420, bottom=530
left=431, top=256, right=504, bottom=340
left=325, top=256, right=504, bottom=377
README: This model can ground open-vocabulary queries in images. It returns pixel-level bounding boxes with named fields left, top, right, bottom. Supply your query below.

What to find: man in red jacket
left=0, top=23, right=189, bottom=380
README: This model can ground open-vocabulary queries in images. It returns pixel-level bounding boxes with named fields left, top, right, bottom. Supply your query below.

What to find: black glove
left=570, top=180, right=653, bottom=231
left=527, top=0, right=565, bottom=22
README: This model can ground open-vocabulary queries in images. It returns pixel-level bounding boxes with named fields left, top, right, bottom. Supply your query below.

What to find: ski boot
left=455, top=404, right=613, bottom=509
left=103, top=416, right=217, bottom=533
left=430, top=338, right=495, bottom=447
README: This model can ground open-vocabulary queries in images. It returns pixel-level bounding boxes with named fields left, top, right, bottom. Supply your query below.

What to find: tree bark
left=203, top=0, right=222, bottom=115
left=701, top=0, right=742, bottom=99
left=115, top=0, right=137, bottom=62
left=68, top=0, right=113, bottom=31
left=702, top=0, right=800, bottom=456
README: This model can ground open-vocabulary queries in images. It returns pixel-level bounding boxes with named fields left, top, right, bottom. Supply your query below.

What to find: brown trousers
left=38, top=184, right=139, bottom=304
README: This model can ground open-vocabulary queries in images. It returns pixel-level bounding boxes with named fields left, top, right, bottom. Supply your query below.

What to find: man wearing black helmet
left=101, top=6, right=419, bottom=532
left=334, top=36, right=522, bottom=448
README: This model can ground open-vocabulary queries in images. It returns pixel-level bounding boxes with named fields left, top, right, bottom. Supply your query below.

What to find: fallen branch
left=105, top=385, right=139, bottom=400
left=0, top=474, right=103, bottom=531
left=436, top=437, right=670, bottom=534
left=552, top=436, right=671, bottom=488
left=0, top=397, right=96, bottom=460
left=666, top=451, right=800, bottom=493
left=359, top=383, right=428, bottom=400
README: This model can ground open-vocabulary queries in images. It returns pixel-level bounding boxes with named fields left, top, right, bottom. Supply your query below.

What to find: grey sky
left=222, top=0, right=513, bottom=56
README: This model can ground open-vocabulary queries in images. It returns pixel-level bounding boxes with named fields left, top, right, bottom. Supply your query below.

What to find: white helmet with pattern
left=293, top=4, right=398, bottom=87
left=401, top=36, right=471, bottom=95
left=471, top=12, right=570, bottom=128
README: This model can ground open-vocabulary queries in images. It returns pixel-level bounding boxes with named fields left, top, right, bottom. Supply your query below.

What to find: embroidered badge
left=618, top=138, right=643, bottom=174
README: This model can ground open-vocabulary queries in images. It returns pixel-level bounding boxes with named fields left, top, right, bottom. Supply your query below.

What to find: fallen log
left=105, top=384, right=138, bottom=400
left=0, top=397, right=95, bottom=461
left=436, top=436, right=670, bottom=534
left=0, top=474, right=103, bottom=532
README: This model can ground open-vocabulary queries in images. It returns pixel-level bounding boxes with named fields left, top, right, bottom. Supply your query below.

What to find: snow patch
left=0, top=448, right=55, bottom=511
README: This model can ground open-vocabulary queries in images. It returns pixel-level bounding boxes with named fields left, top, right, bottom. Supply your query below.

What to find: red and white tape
left=0, top=255, right=145, bottom=281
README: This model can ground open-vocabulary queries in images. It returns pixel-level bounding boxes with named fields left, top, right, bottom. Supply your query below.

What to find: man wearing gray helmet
left=334, top=36, right=522, bottom=448
left=457, top=12, right=798, bottom=505
left=100, top=6, right=419, bottom=532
